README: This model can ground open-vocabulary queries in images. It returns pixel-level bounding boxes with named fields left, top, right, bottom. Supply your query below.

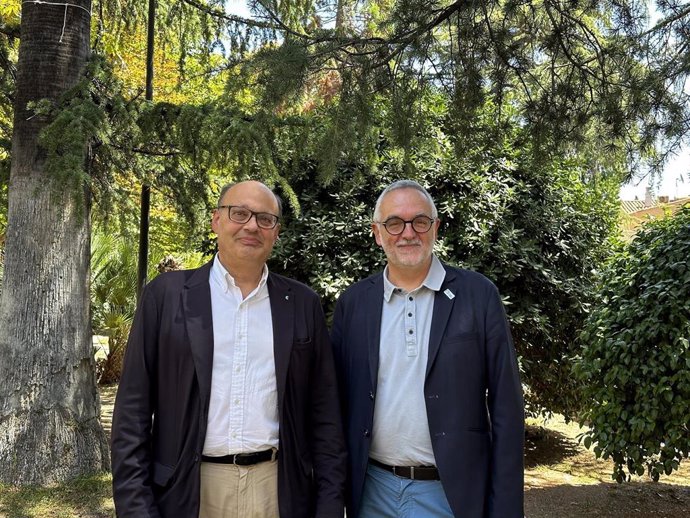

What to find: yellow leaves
left=101, top=25, right=227, bottom=105
left=0, top=0, right=20, bottom=22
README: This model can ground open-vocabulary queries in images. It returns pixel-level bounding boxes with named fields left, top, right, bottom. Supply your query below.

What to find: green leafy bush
left=575, top=205, right=690, bottom=481
left=270, top=111, right=620, bottom=416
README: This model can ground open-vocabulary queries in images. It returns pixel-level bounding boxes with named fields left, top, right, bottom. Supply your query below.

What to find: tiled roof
left=620, top=196, right=690, bottom=240
left=620, top=200, right=646, bottom=213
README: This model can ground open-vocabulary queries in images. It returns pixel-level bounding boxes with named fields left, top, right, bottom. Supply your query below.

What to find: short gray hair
left=217, top=182, right=283, bottom=217
left=373, top=180, right=438, bottom=221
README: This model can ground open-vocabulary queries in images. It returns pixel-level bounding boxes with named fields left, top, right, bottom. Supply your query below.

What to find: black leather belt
left=202, top=449, right=276, bottom=466
left=369, top=458, right=440, bottom=480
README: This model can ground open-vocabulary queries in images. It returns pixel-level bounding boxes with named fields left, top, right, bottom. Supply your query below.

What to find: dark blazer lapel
left=426, top=265, right=457, bottom=377
left=267, top=274, right=294, bottom=418
left=367, top=274, right=384, bottom=390
left=183, top=261, right=215, bottom=406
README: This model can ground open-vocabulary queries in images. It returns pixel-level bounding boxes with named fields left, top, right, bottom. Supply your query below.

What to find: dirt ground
left=523, top=417, right=690, bottom=517
left=99, top=385, right=690, bottom=518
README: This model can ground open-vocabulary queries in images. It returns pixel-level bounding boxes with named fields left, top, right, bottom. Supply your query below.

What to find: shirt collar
left=211, top=254, right=269, bottom=294
left=382, top=255, right=446, bottom=302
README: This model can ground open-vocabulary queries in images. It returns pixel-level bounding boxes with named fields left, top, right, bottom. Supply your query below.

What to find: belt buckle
left=410, top=466, right=415, bottom=480
left=231, top=453, right=239, bottom=465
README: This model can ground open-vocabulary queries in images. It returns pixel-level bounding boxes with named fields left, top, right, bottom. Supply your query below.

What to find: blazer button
left=363, top=429, right=370, bottom=437
left=369, top=391, right=374, bottom=400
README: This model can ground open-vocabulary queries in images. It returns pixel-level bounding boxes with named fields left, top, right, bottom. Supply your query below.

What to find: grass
left=0, top=474, right=114, bottom=518
left=0, top=386, right=688, bottom=517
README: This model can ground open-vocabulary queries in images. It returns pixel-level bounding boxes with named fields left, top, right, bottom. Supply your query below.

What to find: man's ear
left=211, top=209, right=220, bottom=233
left=372, top=223, right=383, bottom=247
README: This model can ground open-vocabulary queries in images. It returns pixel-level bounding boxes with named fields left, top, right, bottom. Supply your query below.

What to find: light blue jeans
left=359, top=462, right=455, bottom=518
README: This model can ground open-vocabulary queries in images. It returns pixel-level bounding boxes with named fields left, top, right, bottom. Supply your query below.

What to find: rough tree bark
left=0, top=0, right=109, bottom=484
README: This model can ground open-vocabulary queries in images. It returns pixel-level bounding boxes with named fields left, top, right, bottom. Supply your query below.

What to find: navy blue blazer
left=111, top=261, right=346, bottom=518
left=331, top=262, right=524, bottom=518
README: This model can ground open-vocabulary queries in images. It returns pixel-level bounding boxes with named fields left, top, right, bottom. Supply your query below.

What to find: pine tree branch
left=256, top=0, right=463, bottom=68
left=640, top=2, right=690, bottom=38
left=479, top=2, right=539, bottom=105
left=110, top=142, right=181, bottom=157
left=179, top=0, right=278, bottom=30
left=543, top=3, right=601, bottom=83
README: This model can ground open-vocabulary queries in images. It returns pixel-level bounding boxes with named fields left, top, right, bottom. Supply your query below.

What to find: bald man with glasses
left=331, top=179, right=524, bottom=518
left=112, top=180, right=346, bottom=518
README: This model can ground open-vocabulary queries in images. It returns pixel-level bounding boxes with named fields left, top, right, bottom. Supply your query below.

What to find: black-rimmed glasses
left=377, top=215, right=435, bottom=235
left=218, top=205, right=280, bottom=229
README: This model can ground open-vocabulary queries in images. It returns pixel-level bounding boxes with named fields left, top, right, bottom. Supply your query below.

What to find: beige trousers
left=199, top=459, right=279, bottom=518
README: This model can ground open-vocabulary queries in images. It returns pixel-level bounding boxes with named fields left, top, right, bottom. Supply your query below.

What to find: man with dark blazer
left=112, top=180, right=346, bottom=518
left=331, top=180, right=524, bottom=518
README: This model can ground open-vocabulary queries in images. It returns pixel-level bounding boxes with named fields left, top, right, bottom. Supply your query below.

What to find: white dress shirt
left=369, top=255, right=446, bottom=466
left=202, top=255, right=279, bottom=455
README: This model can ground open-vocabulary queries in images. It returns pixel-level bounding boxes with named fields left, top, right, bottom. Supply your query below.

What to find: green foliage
left=270, top=100, right=621, bottom=415
left=575, top=206, right=690, bottom=482
left=28, top=54, right=264, bottom=234
left=24, top=0, right=679, bottom=239
left=91, top=232, right=139, bottom=383
left=25, top=54, right=219, bottom=233
left=0, top=0, right=656, bottom=415
left=269, top=166, right=388, bottom=310
left=27, top=56, right=121, bottom=215
left=240, top=0, right=690, bottom=177
left=250, top=38, right=311, bottom=110
left=435, top=118, right=622, bottom=417
left=7, top=0, right=690, bottom=235
left=0, top=11, right=17, bottom=244
left=91, top=228, right=206, bottom=382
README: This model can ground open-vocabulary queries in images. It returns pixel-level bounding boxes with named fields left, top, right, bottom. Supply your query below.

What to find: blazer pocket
left=292, top=337, right=312, bottom=351
left=444, top=332, right=479, bottom=345
left=152, top=461, right=176, bottom=488
left=466, top=427, right=490, bottom=434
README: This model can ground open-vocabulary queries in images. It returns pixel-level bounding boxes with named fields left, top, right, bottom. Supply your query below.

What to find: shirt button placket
left=405, top=294, right=416, bottom=356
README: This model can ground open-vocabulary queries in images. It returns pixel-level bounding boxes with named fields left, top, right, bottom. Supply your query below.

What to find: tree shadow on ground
left=0, top=474, right=114, bottom=518
left=525, top=480, right=690, bottom=518
left=525, top=424, right=580, bottom=468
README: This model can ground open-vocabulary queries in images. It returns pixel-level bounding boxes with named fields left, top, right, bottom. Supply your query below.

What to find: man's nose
left=243, top=214, right=260, bottom=230
left=400, top=221, right=418, bottom=238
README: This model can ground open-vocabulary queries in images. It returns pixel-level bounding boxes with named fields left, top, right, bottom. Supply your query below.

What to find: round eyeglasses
left=377, top=215, right=435, bottom=235
left=218, top=205, right=280, bottom=229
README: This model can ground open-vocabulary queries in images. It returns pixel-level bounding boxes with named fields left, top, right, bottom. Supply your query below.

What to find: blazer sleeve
left=308, top=296, right=347, bottom=518
left=111, top=283, right=161, bottom=518
left=484, top=284, right=525, bottom=518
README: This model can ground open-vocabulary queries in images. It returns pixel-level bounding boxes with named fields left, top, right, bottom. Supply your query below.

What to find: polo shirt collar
left=382, top=254, right=446, bottom=302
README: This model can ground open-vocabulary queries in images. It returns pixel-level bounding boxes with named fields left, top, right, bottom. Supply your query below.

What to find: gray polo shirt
left=369, top=255, right=446, bottom=467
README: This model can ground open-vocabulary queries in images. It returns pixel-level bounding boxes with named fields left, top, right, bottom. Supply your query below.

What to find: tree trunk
left=0, top=0, right=109, bottom=485
left=335, top=0, right=352, bottom=32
